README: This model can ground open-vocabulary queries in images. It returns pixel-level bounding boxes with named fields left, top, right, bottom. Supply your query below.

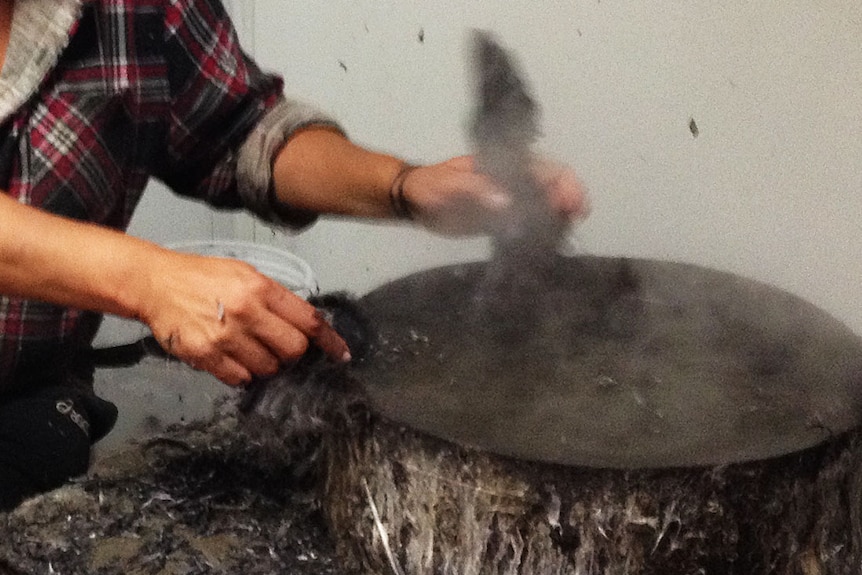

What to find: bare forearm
left=0, top=192, right=158, bottom=319
left=271, top=127, right=404, bottom=219
left=268, top=124, right=589, bottom=236
left=0, top=192, right=351, bottom=384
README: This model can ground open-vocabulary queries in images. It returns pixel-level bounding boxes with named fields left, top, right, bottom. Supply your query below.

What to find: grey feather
left=236, top=293, right=371, bottom=475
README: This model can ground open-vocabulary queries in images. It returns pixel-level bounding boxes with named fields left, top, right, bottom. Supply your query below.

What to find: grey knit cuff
left=236, top=97, right=343, bottom=229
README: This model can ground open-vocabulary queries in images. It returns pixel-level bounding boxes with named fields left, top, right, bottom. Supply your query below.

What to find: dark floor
left=0, top=413, right=350, bottom=575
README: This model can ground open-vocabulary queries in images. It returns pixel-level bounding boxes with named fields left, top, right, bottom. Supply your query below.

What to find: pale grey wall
left=96, top=0, right=862, bottom=449
left=109, top=0, right=862, bottom=343
left=117, top=1, right=862, bottom=329
left=242, top=0, right=862, bottom=336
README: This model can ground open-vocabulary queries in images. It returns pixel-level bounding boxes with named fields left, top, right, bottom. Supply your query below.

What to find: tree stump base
left=320, top=256, right=862, bottom=574
left=323, top=413, right=862, bottom=575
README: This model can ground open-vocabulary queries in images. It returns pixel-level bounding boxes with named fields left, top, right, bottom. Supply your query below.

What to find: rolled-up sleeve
left=152, top=0, right=339, bottom=229
left=235, top=96, right=341, bottom=228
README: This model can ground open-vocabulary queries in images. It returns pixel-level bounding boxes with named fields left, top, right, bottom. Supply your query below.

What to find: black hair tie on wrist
left=389, top=163, right=419, bottom=220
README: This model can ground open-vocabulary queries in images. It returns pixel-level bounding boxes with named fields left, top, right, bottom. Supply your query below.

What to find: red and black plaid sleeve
left=0, top=0, right=289, bottom=392
left=153, top=0, right=283, bottom=208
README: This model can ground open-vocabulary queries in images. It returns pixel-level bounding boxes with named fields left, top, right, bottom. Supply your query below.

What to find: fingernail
left=341, top=350, right=352, bottom=363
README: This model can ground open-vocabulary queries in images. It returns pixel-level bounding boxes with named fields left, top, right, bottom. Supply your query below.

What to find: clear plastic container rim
left=166, top=240, right=318, bottom=299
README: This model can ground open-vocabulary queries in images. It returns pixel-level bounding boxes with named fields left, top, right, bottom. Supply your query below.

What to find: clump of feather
left=236, top=293, right=372, bottom=478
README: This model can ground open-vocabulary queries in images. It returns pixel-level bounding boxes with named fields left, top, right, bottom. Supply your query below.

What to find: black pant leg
left=0, top=389, right=95, bottom=511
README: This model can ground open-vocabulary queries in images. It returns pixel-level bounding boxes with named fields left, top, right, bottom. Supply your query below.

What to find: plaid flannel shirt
left=0, top=0, right=338, bottom=393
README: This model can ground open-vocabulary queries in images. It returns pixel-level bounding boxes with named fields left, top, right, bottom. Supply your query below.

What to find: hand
left=398, top=155, right=589, bottom=236
left=137, top=250, right=350, bottom=386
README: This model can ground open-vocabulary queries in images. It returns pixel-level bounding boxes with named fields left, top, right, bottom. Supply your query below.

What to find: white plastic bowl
left=167, top=240, right=318, bottom=299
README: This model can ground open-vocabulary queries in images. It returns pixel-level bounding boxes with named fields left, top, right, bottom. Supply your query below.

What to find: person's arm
left=0, top=193, right=349, bottom=386
left=0, top=193, right=157, bottom=317
left=271, top=127, right=589, bottom=233
left=271, top=126, right=403, bottom=219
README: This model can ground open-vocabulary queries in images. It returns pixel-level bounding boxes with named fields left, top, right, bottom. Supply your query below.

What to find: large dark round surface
left=355, top=256, right=862, bottom=468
